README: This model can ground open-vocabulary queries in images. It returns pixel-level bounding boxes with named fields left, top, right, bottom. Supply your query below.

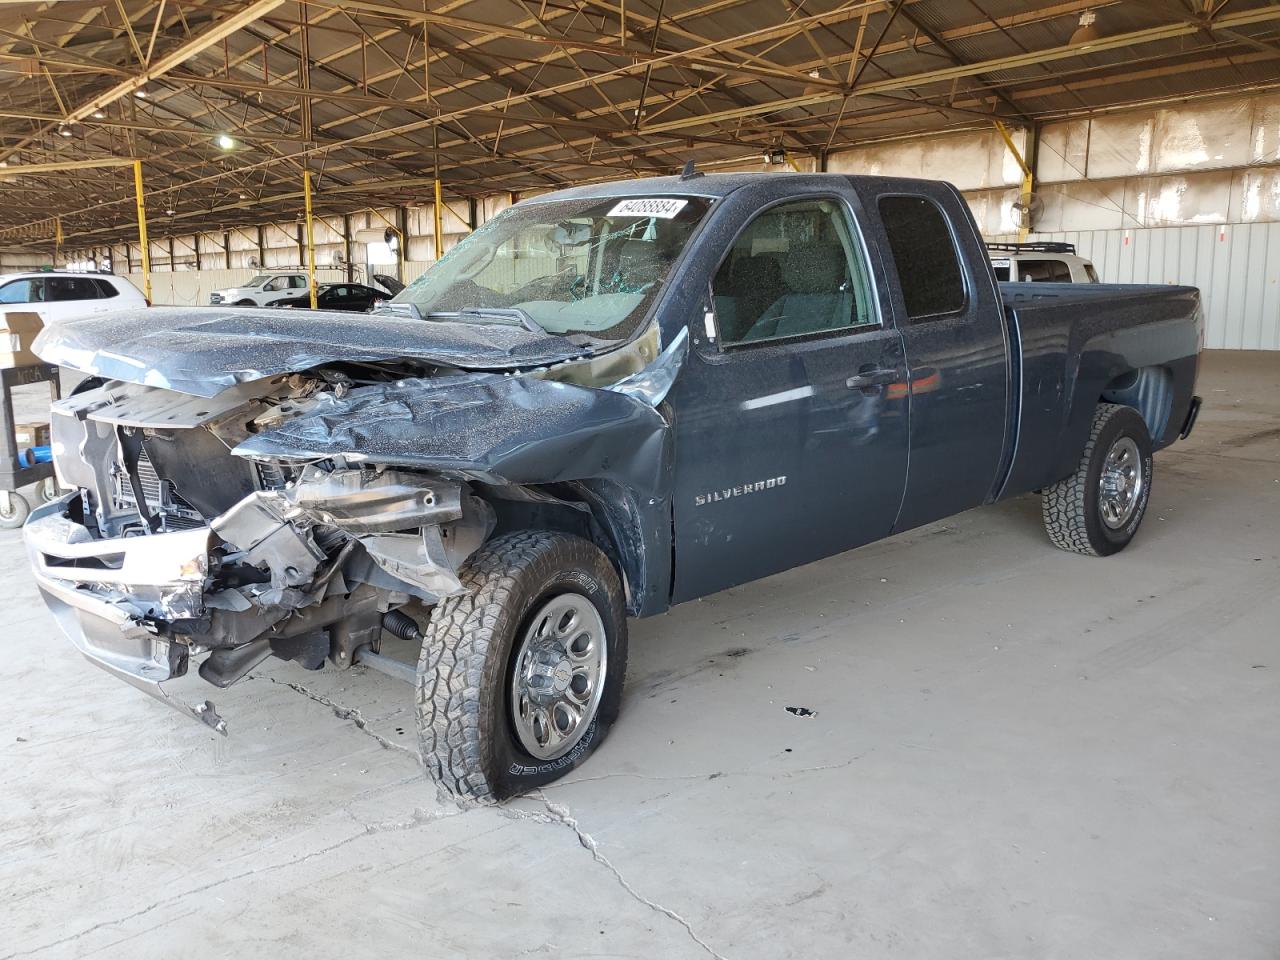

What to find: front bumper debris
left=23, top=495, right=228, bottom=733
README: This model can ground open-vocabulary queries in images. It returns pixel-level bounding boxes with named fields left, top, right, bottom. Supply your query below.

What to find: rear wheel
left=1043, top=403, right=1153, bottom=556
left=234, top=299, right=255, bottom=306
left=415, top=531, right=628, bottom=801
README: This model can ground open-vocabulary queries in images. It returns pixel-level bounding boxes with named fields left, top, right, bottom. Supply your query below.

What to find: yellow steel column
left=994, top=121, right=1034, bottom=242
left=433, top=178, right=444, bottom=261
left=132, top=160, right=152, bottom=303
left=304, top=168, right=317, bottom=308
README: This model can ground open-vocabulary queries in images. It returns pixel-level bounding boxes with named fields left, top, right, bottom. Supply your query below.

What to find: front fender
left=233, top=372, right=674, bottom=614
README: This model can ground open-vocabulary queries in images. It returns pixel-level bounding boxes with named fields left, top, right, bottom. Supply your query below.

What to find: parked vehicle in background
left=271, top=282, right=390, bottom=312
left=209, top=272, right=308, bottom=306
left=370, top=273, right=404, bottom=296
left=0, top=271, right=147, bottom=324
left=26, top=172, right=1202, bottom=801
left=211, top=272, right=404, bottom=306
left=987, top=241, right=1100, bottom=283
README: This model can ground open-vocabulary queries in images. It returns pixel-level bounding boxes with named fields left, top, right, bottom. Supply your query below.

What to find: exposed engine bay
left=26, top=324, right=679, bottom=734
left=38, top=363, right=499, bottom=703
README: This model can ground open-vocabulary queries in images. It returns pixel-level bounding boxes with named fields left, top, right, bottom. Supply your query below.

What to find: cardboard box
left=0, top=311, right=44, bottom=369
left=14, top=421, right=50, bottom=448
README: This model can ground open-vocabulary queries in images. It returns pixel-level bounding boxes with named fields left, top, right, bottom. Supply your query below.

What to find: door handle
left=846, top=368, right=899, bottom=389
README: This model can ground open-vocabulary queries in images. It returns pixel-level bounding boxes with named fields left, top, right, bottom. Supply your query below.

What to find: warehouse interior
left=2, top=1, right=1278, bottom=957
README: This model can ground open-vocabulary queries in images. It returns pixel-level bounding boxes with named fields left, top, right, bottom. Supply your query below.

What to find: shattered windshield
left=392, top=195, right=711, bottom=341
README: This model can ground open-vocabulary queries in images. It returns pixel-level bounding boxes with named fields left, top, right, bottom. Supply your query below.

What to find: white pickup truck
left=209, top=272, right=309, bottom=306
left=211, top=272, right=405, bottom=307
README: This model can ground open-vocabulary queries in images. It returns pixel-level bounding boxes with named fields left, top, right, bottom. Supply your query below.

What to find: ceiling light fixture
left=133, top=88, right=147, bottom=99
left=216, top=134, right=236, bottom=150
left=1069, top=10, right=1100, bottom=48
left=58, top=125, right=73, bottom=137
left=91, top=109, right=106, bottom=119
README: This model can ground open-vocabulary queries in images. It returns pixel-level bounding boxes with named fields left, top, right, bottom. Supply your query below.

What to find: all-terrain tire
left=415, top=531, right=628, bottom=801
left=1043, top=402, right=1153, bottom=557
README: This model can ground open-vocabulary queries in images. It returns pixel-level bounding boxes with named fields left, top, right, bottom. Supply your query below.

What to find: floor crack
left=2, top=807, right=468, bottom=960
left=523, top=790, right=730, bottom=960
left=247, top=672, right=419, bottom=759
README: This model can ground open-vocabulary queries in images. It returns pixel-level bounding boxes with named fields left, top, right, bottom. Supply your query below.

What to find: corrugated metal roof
left=0, top=0, right=1278, bottom=244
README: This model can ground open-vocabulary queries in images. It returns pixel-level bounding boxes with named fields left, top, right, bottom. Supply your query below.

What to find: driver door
left=668, top=190, right=910, bottom=602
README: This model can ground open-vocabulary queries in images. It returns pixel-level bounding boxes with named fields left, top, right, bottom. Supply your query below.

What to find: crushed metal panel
left=34, top=308, right=592, bottom=397
left=57, top=377, right=281, bottom=428
left=288, top=467, right=463, bottom=533
left=233, top=372, right=672, bottom=497
left=358, top=526, right=465, bottom=599
left=211, top=491, right=325, bottom=598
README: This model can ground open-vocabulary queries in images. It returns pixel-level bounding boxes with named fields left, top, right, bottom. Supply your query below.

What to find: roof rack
left=986, top=241, right=1077, bottom=255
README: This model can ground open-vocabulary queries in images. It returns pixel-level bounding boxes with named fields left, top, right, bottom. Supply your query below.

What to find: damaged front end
left=24, top=323, right=680, bottom=735
left=25, top=373, right=497, bottom=733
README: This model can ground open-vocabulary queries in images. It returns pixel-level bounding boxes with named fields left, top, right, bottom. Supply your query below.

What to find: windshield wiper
left=375, top=301, right=424, bottom=320
left=457, top=306, right=547, bottom=335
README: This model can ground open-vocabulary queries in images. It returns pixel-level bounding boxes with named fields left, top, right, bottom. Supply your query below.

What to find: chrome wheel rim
left=510, top=594, right=607, bottom=761
left=1098, top=436, right=1143, bottom=529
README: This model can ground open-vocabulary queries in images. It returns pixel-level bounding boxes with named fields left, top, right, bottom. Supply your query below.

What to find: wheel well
left=479, top=483, right=641, bottom=614
left=1100, top=366, right=1173, bottom=442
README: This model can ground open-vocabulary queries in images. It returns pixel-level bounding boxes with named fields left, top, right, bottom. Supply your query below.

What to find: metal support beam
left=396, top=206, right=409, bottom=282
left=132, top=160, right=151, bottom=303
left=0, top=158, right=137, bottom=178
left=303, top=168, right=317, bottom=308
left=994, top=121, right=1034, bottom=241
left=342, top=214, right=353, bottom=282
left=433, top=179, right=444, bottom=262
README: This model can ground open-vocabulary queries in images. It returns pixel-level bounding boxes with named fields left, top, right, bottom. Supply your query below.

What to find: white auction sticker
left=606, top=197, right=689, bottom=219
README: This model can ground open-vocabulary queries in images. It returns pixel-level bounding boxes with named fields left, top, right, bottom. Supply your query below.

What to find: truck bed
left=998, top=281, right=1202, bottom=499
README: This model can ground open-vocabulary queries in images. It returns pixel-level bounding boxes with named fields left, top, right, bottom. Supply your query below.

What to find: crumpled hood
left=35, top=307, right=588, bottom=397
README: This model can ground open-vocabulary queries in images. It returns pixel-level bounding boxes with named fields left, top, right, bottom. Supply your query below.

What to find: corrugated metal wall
left=991, top=223, right=1280, bottom=350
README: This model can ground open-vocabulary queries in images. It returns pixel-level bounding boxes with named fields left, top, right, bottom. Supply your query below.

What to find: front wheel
left=416, top=531, right=628, bottom=801
left=1043, top=403, right=1153, bottom=556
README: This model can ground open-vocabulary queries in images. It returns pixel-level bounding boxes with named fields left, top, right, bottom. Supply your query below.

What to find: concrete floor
left=2, top=351, right=1277, bottom=960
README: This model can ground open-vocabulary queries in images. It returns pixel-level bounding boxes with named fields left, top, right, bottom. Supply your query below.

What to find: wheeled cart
left=0, top=363, right=61, bottom=529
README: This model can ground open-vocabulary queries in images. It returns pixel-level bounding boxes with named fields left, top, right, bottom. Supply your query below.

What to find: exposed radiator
left=115, top=449, right=206, bottom=531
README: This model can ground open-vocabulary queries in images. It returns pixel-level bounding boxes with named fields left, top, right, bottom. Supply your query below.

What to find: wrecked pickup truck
left=24, top=172, right=1202, bottom=800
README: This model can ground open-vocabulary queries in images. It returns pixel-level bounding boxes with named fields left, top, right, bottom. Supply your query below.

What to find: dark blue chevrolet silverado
left=25, top=172, right=1202, bottom=799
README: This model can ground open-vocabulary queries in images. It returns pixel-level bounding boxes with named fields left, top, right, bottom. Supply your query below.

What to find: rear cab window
left=876, top=195, right=966, bottom=320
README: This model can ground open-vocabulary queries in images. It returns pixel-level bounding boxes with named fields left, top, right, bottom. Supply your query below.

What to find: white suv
left=987, top=242, right=1100, bottom=283
left=0, top=271, right=147, bottom=325
left=210, top=273, right=309, bottom=306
